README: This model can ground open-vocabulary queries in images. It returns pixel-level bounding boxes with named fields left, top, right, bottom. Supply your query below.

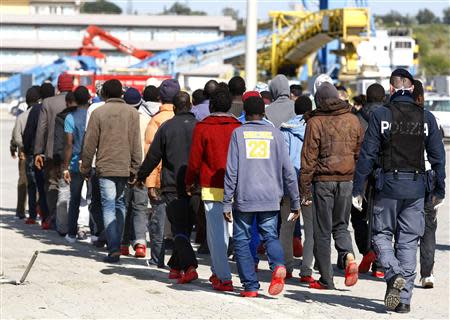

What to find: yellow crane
left=259, top=8, right=370, bottom=79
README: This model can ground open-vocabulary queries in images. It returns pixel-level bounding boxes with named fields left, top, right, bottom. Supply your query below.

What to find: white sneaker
left=65, top=234, right=77, bottom=244
left=421, top=275, right=435, bottom=288
left=90, top=235, right=99, bottom=243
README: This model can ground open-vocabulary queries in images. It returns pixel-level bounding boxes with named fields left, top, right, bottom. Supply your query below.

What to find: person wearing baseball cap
left=352, top=69, right=446, bottom=313
left=223, top=96, right=300, bottom=297
left=143, top=78, right=180, bottom=267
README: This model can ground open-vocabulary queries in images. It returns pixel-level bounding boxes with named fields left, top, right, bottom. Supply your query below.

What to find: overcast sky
left=110, top=0, right=449, bottom=19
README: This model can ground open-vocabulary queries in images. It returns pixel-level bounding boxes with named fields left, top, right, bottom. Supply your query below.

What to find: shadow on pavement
left=284, top=288, right=387, bottom=314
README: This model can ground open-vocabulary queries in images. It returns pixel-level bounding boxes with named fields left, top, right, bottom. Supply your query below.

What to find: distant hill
left=413, top=24, right=450, bottom=75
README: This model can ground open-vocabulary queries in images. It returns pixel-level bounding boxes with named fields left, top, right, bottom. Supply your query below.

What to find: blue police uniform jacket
left=353, top=91, right=446, bottom=200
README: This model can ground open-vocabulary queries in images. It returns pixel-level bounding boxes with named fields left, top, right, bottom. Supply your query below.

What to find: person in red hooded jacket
left=185, top=87, right=241, bottom=292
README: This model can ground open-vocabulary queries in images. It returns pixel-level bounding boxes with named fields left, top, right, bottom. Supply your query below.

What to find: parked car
left=424, top=94, right=450, bottom=138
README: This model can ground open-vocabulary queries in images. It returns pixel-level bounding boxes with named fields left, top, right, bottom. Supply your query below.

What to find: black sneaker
left=197, top=242, right=210, bottom=255
left=394, top=303, right=410, bottom=313
left=384, top=275, right=406, bottom=310
left=103, top=254, right=120, bottom=263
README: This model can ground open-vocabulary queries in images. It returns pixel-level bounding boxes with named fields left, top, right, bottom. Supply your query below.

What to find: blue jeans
left=25, top=155, right=48, bottom=220
left=249, top=217, right=260, bottom=265
left=99, top=177, right=127, bottom=255
left=68, top=172, right=84, bottom=237
left=122, top=185, right=149, bottom=246
left=204, top=201, right=232, bottom=281
left=233, top=210, right=285, bottom=291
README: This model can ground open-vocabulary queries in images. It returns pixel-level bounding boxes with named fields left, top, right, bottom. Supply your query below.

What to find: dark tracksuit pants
left=165, top=193, right=198, bottom=271
left=372, top=193, right=425, bottom=305
left=16, top=157, right=27, bottom=218
left=88, top=171, right=105, bottom=238
left=312, top=181, right=355, bottom=288
left=420, top=201, right=437, bottom=278
left=43, top=159, right=60, bottom=224
left=350, top=200, right=383, bottom=272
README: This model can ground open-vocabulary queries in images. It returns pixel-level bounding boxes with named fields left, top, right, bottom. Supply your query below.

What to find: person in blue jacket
left=279, top=95, right=314, bottom=282
left=223, top=96, right=301, bottom=298
left=352, top=69, right=446, bottom=314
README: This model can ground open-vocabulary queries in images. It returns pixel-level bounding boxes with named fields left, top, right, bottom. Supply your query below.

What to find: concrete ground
left=1, top=112, right=449, bottom=319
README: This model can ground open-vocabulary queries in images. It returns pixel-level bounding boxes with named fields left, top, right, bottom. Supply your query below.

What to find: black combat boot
left=384, top=274, right=406, bottom=310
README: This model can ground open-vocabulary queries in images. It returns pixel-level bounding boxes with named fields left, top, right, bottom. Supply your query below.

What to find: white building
left=0, top=14, right=236, bottom=76
left=357, top=30, right=416, bottom=77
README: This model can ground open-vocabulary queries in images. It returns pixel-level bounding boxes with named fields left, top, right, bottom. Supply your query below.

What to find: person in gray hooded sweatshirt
left=265, top=74, right=296, bottom=128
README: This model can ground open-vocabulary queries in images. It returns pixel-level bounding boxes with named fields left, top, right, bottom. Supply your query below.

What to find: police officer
left=352, top=69, right=446, bottom=314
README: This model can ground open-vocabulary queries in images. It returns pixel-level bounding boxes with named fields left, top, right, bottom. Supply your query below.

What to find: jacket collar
left=106, top=98, right=125, bottom=104
left=159, top=103, right=174, bottom=112
left=390, top=91, right=414, bottom=103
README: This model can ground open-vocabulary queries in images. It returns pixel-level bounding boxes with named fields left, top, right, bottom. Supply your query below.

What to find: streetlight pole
left=245, top=0, right=257, bottom=90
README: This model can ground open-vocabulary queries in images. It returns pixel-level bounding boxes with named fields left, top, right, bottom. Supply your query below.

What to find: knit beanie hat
left=57, top=73, right=73, bottom=92
left=244, top=96, right=265, bottom=115
left=242, top=90, right=261, bottom=102
left=124, top=87, right=142, bottom=108
left=159, top=79, right=180, bottom=103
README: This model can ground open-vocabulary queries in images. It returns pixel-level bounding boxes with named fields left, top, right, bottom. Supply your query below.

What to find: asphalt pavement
left=1, top=112, right=449, bottom=319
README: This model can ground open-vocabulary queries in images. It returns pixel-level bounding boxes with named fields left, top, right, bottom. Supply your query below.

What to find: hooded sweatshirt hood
left=201, top=112, right=241, bottom=125
left=314, top=82, right=350, bottom=114
left=265, top=75, right=296, bottom=128
left=280, top=115, right=305, bottom=139
left=269, top=74, right=290, bottom=100
left=139, top=100, right=160, bottom=117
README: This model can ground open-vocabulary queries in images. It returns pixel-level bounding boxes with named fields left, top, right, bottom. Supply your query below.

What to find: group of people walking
left=10, top=68, right=445, bottom=313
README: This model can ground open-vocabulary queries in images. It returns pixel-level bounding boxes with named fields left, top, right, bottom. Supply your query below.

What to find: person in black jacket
left=22, top=83, right=55, bottom=224
left=137, top=91, right=199, bottom=284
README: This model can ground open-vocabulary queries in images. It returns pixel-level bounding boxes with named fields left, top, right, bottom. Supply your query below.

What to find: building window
left=395, top=41, right=412, bottom=49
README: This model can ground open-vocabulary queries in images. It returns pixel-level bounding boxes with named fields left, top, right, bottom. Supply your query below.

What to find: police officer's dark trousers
left=372, top=194, right=425, bottom=304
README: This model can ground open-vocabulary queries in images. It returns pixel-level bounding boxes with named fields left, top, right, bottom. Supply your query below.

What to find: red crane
left=77, top=25, right=153, bottom=60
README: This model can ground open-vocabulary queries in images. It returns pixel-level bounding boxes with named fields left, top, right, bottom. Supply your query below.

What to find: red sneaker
left=213, top=280, right=234, bottom=292
left=209, top=274, right=219, bottom=285
left=169, top=269, right=182, bottom=279
left=177, top=266, right=198, bottom=284
left=240, top=291, right=258, bottom=297
left=41, top=220, right=51, bottom=230
left=25, top=218, right=36, bottom=224
left=120, top=245, right=130, bottom=256
left=358, top=251, right=376, bottom=273
left=299, top=275, right=315, bottom=283
left=372, top=271, right=385, bottom=279
left=268, top=266, right=286, bottom=296
left=309, top=280, right=328, bottom=289
left=345, top=260, right=359, bottom=287
left=293, top=237, right=303, bottom=257
left=134, top=244, right=146, bottom=258
left=286, top=272, right=293, bottom=280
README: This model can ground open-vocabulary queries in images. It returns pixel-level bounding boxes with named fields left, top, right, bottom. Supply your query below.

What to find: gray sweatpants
left=312, top=181, right=354, bottom=288
left=280, top=197, right=296, bottom=273
left=372, top=194, right=425, bottom=304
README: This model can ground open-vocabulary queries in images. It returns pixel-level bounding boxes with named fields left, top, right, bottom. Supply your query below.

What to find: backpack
left=53, top=107, right=77, bottom=164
